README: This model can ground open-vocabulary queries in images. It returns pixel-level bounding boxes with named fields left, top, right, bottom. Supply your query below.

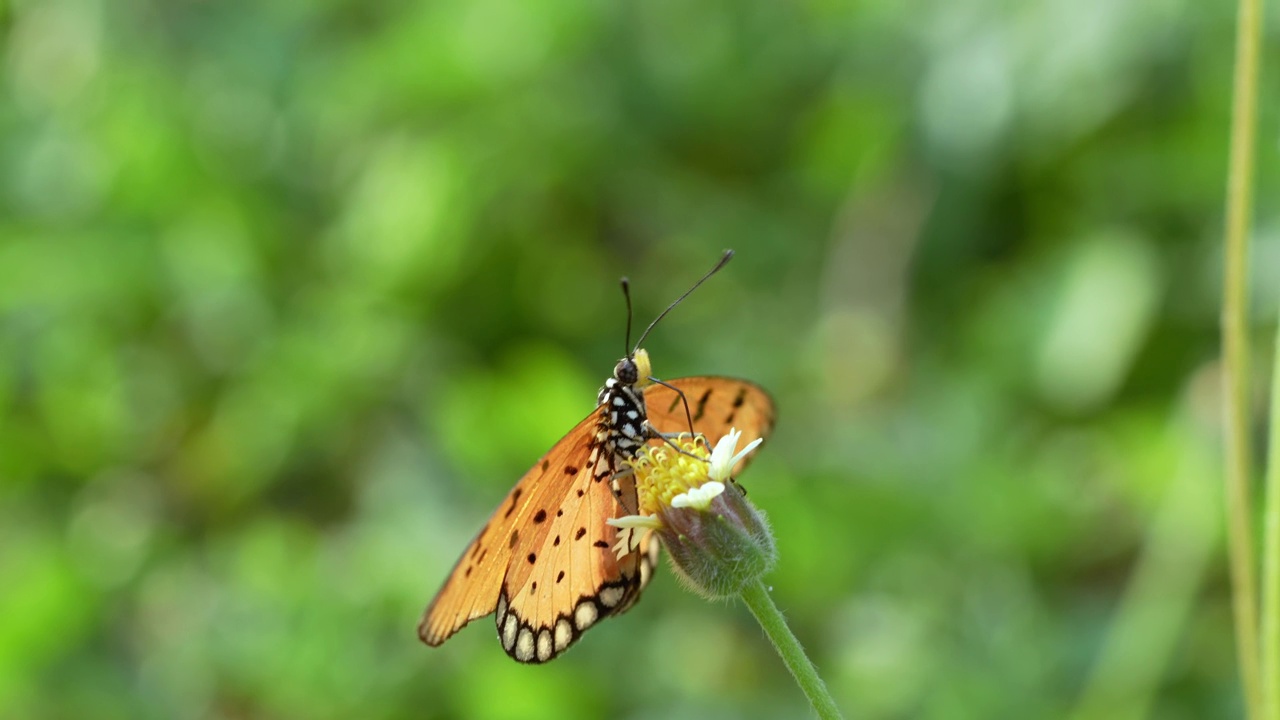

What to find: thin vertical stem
left=739, top=580, right=844, bottom=720
left=1264, top=327, right=1280, bottom=719
left=1222, top=0, right=1265, bottom=711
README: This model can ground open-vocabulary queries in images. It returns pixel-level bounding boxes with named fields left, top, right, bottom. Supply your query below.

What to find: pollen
left=633, top=349, right=653, bottom=389
left=627, top=435, right=712, bottom=515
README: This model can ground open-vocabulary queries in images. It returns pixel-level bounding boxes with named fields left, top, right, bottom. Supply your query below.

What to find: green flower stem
left=1265, top=324, right=1280, bottom=720
left=1222, top=0, right=1265, bottom=710
left=739, top=579, right=845, bottom=720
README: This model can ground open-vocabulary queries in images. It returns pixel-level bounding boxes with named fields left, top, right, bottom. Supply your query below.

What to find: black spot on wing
left=469, top=524, right=489, bottom=559
left=693, top=388, right=712, bottom=421
left=725, top=386, right=747, bottom=423
left=504, top=488, right=523, bottom=518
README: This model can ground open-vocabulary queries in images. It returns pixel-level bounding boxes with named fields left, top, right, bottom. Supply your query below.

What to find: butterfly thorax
left=595, top=349, right=653, bottom=457
left=584, top=350, right=654, bottom=520
left=595, top=376, right=648, bottom=455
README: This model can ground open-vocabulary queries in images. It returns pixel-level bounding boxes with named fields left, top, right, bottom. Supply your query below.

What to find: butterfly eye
left=614, top=358, right=639, bottom=386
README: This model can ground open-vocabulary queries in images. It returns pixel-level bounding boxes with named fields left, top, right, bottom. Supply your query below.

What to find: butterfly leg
left=609, top=466, right=642, bottom=515
left=644, top=422, right=710, bottom=462
left=646, top=376, right=696, bottom=435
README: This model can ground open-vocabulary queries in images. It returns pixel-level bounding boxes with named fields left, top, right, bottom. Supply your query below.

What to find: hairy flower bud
left=658, top=478, right=776, bottom=599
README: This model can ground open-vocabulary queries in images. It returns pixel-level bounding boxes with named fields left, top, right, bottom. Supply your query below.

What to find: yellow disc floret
left=607, top=428, right=774, bottom=598
left=627, top=435, right=713, bottom=516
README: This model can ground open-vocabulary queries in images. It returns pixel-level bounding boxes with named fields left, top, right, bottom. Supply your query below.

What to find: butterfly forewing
left=643, top=376, right=775, bottom=474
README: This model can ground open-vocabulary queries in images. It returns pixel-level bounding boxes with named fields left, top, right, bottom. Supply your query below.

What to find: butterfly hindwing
left=496, top=431, right=645, bottom=663
left=419, top=406, right=648, bottom=663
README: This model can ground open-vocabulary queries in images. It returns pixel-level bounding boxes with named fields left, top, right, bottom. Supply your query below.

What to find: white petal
left=607, top=514, right=661, bottom=530
left=611, top=526, right=638, bottom=559
left=708, top=428, right=743, bottom=482
left=728, top=437, right=763, bottom=472
left=671, top=481, right=725, bottom=510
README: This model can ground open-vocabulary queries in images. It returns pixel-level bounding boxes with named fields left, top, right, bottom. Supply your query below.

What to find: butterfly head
left=614, top=349, right=652, bottom=389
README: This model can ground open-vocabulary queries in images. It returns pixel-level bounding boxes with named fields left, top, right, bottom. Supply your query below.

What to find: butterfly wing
left=643, top=376, right=776, bottom=473
left=419, top=407, right=656, bottom=663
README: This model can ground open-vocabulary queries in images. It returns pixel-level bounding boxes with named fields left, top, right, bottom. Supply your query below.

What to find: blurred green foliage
left=1, top=0, right=1276, bottom=717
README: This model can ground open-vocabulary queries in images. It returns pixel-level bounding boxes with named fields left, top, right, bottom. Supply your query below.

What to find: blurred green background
left=2, top=0, right=1277, bottom=717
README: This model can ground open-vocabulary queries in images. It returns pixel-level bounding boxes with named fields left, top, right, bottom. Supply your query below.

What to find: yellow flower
left=609, top=429, right=775, bottom=599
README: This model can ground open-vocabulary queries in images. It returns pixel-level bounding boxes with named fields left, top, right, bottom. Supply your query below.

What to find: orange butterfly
left=419, top=252, right=775, bottom=663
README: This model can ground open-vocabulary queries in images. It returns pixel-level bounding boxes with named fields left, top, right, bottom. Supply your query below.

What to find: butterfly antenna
left=631, top=249, right=734, bottom=354
left=621, top=277, right=635, bottom=358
